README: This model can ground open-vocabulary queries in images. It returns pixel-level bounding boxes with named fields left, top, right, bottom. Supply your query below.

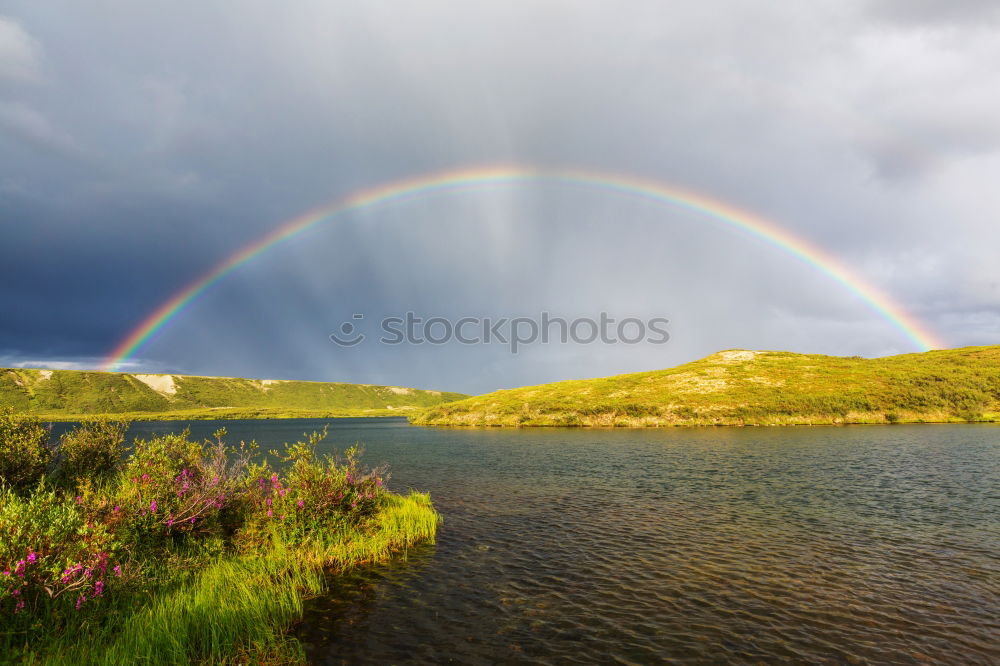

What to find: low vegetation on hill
left=0, top=408, right=438, bottom=663
left=412, top=346, right=1000, bottom=427
left=0, top=369, right=466, bottom=420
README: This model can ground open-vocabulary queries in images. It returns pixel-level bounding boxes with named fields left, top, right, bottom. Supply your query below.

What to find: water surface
left=113, top=419, right=1000, bottom=664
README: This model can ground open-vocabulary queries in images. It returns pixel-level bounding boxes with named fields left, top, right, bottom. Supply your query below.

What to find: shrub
left=235, top=429, right=389, bottom=549
left=957, top=408, right=984, bottom=423
left=0, top=484, right=121, bottom=617
left=0, top=407, right=52, bottom=492
left=58, top=420, right=129, bottom=486
left=112, top=428, right=255, bottom=549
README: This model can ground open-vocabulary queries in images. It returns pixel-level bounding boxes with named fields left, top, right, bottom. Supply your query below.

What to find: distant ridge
left=412, top=346, right=1000, bottom=427
left=0, top=368, right=467, bottom=420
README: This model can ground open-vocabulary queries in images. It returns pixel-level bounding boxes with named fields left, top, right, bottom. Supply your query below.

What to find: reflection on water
left=115, top=419, right=1000, bottom=664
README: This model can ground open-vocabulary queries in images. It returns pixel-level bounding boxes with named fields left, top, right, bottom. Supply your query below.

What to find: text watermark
left=330, top=312, right=670, bottom=354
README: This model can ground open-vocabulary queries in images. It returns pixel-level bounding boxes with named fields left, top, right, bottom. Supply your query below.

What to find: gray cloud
left=0, top=101, right=83, bottom=156
left=0, top=16, right=39, bottom=82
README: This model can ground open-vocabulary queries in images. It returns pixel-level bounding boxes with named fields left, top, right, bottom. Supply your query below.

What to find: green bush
left=0, top=484, right=120, bottom=617
left=58, top=420, right=129, bottom=486
left=957, top=407, right=984, bottom=422
left=111, top=428, right=255, bottom=551
left=235, top=430, right=388, bottom=550
left=0, top=407, right=52, bottom=492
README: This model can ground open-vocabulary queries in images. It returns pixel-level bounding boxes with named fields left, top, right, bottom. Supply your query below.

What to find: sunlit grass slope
left=412, top=346, right=1000, bottom=426
left=0, top=368, right=466, bottom=420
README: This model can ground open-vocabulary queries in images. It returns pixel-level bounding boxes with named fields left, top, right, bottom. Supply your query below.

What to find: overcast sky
left=2, top=1, right=998, bottom=394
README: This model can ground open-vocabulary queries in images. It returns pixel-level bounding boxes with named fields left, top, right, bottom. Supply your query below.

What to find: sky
left=2, top=1, right=999, bottom=394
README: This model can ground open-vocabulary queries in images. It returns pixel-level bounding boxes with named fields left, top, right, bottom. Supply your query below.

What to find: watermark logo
left=328, top=313, right=366, bottom=347
left=329, top=312, right=669, bottom=353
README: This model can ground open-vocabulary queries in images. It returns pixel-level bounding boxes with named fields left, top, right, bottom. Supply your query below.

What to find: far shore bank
left=34, top=408, right=416, bottom=422
left=33, top=411, right=999, bottom=427
left=407, top=416, right=1000, bottom=428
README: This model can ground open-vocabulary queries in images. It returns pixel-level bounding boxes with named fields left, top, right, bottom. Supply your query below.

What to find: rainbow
left=101, top=165, right=943, bottom=371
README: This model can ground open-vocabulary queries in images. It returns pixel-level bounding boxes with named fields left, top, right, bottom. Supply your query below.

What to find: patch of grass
left=411, top=345, right=1000, bottom=427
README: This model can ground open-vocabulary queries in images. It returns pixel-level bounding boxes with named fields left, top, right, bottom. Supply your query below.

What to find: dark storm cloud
left=1, top=1, right=997, bottom=392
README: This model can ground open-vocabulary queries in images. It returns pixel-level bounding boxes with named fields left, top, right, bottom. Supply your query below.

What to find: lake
left=82, top=419, right=1000, bottom=664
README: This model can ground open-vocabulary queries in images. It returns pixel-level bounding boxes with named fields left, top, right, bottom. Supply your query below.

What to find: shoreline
left=33, top=409, right=415, bottom=422
left=33, top=412, right=999, bottom=427
left=411, top=419, right=1000, bottom=428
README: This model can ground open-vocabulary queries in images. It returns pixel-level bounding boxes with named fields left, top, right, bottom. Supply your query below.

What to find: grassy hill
left=0, top=368, right=467, bottom=420
left=411, top=346, right=1000, bottom=427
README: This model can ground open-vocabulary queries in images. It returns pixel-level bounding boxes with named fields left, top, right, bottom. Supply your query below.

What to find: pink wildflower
left=267, top=509, right=273, bottom=518
left=150, top=500, right=157, bottom=513
left=297, top=499, right=304, bottom=508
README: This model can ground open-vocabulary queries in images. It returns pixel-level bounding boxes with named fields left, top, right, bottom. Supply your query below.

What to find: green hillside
left=412, top=346, right=1000, bottom=427
left=0, top=368, right=467, bottom=420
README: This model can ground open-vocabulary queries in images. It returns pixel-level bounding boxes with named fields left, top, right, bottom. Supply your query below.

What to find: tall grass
left=47, top=493, right=439, bottom=665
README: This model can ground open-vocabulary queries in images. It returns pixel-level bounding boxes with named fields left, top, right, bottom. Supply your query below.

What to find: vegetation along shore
left=411, top=346, right=1000, bottom=427
left=0, top=408, right=439, bottom=664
